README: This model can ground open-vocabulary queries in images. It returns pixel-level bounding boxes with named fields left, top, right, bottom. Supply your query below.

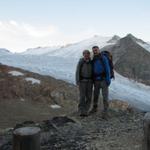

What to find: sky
left=0, top=0, right=150, bottom=52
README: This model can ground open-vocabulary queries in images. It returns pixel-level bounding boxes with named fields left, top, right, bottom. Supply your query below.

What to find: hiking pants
left=93, top=80, right=109, bottom=111
left=78, top=80, right=93, bottom=114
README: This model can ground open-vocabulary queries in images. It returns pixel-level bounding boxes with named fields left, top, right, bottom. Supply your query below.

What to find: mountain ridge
left=101, top=34, right=150, bottom=85
left=0, top=48, right=12, bottom=55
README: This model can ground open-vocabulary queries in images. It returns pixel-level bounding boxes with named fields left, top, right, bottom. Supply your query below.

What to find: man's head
left=83, top=50, right=91, bottom=60
left=92, top=46, right=100, bottom=56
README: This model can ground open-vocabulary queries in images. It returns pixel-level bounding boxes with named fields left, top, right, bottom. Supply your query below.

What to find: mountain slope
left=101, top=34, right=150, bottom=85
left=21, top=46, right=61, bottom=55
left=107, top=35, right=120, bottom=43
left=21, top=35, right=114, bottom=58
left=138, top=42, right=150, bottom=53
left=0, top=64, right=77, bottom=128
left=46, top=35, right=114, bottom=58
left=0, top=48, right=12, bottom=55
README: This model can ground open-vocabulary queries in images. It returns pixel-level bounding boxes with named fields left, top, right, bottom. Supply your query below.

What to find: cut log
left=13, top=127, right=41, bottom=150
left=143, top=112, right=150, bottom=150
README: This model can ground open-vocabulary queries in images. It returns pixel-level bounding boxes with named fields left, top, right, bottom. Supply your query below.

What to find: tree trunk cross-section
left=143, top=112, right=150, bottom=150
left=13, top=127, right=41, bottom=150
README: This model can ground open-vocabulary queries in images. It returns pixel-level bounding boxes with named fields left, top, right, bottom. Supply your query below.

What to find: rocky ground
left=0, top=64, right=78, bottom=129
left=0, top=64, right=145, bottom=150
left=0, top=100, right=145, bottom=150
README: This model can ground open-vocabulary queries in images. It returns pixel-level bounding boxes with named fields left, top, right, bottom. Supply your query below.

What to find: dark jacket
left=76, top=58, right=92, bottom=85
left=92, top=54, right=111, bottom=85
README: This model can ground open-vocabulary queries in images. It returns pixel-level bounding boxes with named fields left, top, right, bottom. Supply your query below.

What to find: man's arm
left=75, top=59, right=82, bottom=85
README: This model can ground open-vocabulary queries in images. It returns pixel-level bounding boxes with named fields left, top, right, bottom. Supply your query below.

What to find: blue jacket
left=92, top=54, right=111, bottom=85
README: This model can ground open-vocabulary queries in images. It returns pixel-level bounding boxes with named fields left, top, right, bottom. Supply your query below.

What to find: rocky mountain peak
left=116, top=34, right=137, bottom=48
left=126, top=33, right=136, bottom=39
left=107, top=35, right=120, bottom=43
left=125, top=34, right=146, bottom=44
left=101, top=34, right=150, bottom=86
left=116, top=33, right=146, bottom=48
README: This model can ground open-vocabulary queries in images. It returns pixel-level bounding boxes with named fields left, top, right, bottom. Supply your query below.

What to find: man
left=76, top=50, right=93, bottom=117
left=90, top=46, right=111, bottom=117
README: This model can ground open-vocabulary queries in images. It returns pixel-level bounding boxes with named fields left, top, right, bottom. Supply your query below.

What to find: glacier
left=0, top=35, right=150, bottom=111
left=0, top=54, right=150, bottom=111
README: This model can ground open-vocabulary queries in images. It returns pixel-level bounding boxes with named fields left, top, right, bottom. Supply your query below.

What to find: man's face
left=83, top=52, right=90, bottom=60
left=92, top=47, right=100, bottom=55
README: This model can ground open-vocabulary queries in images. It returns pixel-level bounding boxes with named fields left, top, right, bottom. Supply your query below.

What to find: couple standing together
left=76, top=46, right=114, bottom=118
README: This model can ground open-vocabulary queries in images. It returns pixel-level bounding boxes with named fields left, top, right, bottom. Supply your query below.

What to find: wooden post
left=13, top=127, right=41, bottom=150
left=143, top=112, right=150, bottom=150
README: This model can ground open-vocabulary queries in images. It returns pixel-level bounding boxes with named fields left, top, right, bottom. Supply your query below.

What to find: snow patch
left=22, top=46, right=61, bottom=55
left=20, top=98, right=25, bottom=102
left=9, top=70, right=24, bottom=76
left=25, top=77, right=41, bottom=84
left=137, top=42, right=150, bottom=53
left=50, top=104, right=61, bottom=109
left=22, top=36, right=113, bottom=58
left=14, top=127, right=41, bottom=136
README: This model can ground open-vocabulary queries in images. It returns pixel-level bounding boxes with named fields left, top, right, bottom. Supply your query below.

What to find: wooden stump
left=13, top=127, right=41, bottom=150
left=143, top=112, right=150, bottom=150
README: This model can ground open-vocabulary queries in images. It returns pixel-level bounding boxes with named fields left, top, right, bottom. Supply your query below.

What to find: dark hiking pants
left=78, top=80, right=93, bottom=114
left=93, top=80, right=109, bottom=111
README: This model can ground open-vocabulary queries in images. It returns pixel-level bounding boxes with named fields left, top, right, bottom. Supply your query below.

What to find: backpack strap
left=99, top=54, right=107, bottom=78
left=101, top=52, right=115, bottom=79
left=79, top=59, right=84, bottom=80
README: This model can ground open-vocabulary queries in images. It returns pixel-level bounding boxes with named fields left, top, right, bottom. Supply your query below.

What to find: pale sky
left=0, top=0, right=150, bottom=52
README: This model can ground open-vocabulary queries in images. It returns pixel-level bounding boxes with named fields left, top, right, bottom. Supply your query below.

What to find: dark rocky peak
left=107, top=35, right=120, bottom=43
left=116, top=34, right=143, bottom=48
left=115, top=34, right=146, bottom=47
left=125, top=34, right=146, bottom=44
left=126, top=33, right=137, bottom=39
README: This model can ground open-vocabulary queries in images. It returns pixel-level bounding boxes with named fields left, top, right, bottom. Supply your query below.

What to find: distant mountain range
left=0, top=48, right=12, bottom=55
left=22, top=46, right=61, bottom=55
left=1, top=34, right=150, bottom=85
left=21, top=35, right=113, bottom=57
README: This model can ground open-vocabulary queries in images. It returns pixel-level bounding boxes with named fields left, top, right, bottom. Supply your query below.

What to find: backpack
left=101, top=51, right=115, bottom=79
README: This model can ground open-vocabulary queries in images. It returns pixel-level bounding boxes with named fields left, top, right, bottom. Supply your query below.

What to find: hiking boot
left=89, top=107, right=97, bottom=114
left=101, top=111, right=109, bottom=120
left=80, top=112, right=88, bottom=117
